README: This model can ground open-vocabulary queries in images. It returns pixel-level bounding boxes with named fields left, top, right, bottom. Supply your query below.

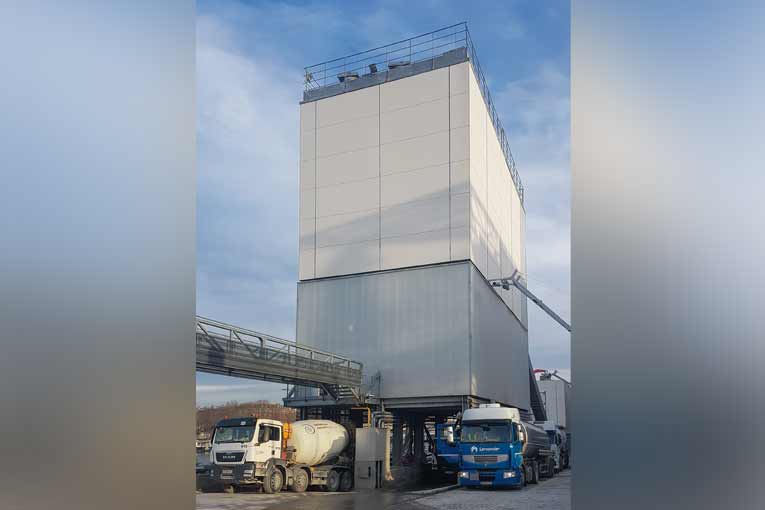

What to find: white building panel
left=381, top=195, right=449, bottom=238
left=449, top=91, right=469, bottom=129
left=450, top=192, right=469, bottom=229
left=450, top=159, right=469, bottom=194
left=380, top=164, right=449, bottom=208
left=380, top=97, right=449, bottom=144
left=316, top=146, right=379, bottom=188
left=299, top=188, right=315, bottom=219
left=316, top=209, right=379, bottom=248
left=381, top=130, right=449, bottom=175
left=380, top=67, right=448, bottom=112
left=451, top=226, right=470, bottom=260
left=298, top=248, right=315, bottom=280
left=381, top=228, right=450, bottom=270
left=316, top=114, right=378, bottom=158
left=449, top=125, right=470, bottom=163
left=449, top=61, right=469, bottom=96
left=300, top=101, right=316, bottom=133
left=316, top=239, right=379, bottom=276
left=316, top=178, right=379, bottom=217
left=316, top=86, right=378, bottom=128
left=299, top=57, right=525, bottom=297
left=299, top=159, right=315, bottom=189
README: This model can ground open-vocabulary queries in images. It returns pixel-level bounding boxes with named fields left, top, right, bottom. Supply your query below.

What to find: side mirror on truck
left=444, top=425, right=455, bottom=445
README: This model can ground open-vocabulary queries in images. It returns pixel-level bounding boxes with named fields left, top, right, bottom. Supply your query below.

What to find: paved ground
left=196, top=470, right=571, bottom=510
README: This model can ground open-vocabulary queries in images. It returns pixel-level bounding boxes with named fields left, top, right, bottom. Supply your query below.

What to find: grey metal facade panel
left=296, top=261, right=531, bottom=411
left=296, top=262, right=471, bottom=399
left=468, top=263, right=530, bottom=410
left=538, top=379, right=570, bottom=429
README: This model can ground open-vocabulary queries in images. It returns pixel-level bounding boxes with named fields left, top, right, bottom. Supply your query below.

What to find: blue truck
left=433, top=422, right=460, bottom=475
left=446, top=404, right=554, bottom=488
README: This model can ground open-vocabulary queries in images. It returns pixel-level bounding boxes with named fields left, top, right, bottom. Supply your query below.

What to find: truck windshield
left=461, top=423, right=512, bottom=443
left=214, top=426, right=255, bottom=444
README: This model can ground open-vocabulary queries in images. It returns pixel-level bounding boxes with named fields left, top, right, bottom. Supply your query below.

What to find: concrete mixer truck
left=208, top=417, right=354, bottom=493
left=450, top=404, right=555, bottom=488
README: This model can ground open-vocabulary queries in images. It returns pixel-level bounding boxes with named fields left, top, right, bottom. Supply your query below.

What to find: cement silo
left=293, top=25, right=529, bottom=417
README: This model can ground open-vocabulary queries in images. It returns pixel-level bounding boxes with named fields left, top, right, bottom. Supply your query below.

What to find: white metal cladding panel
left=316, top=85, right=378, bottom=128
left=380, top=164, right=449, bottom=208
left=380, top=66, right=449, bottom=112
left=449, top=61, right=469, bottom=96
left=315, top=209, right=379, bottom=248
left=315, top=239, right=379, bottom=276
left=451, top=192, right=469, bottom=229
left=451, top=226, right=469, bottom=260
left=316, top=178, right=379, bottom=217
left=380, top=228, right=451, bottom=270
left=316, top=114, right=379, bottom=158
left=316, top=146, right=379, bottom=188
left=381, top=195, right=449, bottom=238
left=380, top=97, right=449, bottom=145
left=450, top=91, right=469, bottom=129
left=299, top=102, right=317, bottom=280
left=469, top=264, right=531, bottom=410
left=296, top=262, right=471, bottom=398
left=380, top=130, right=449, bottom=175
left=450, top=159, right=469, bottom=194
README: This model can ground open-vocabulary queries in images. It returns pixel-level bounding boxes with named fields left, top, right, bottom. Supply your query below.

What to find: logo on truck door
left=304, top=424, right=316, bottom=434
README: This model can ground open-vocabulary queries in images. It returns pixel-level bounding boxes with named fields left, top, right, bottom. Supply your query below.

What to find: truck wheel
left=513, top=467, right=525, bottom=490
left=325, top=469, right=341, bottom=492
left=289, top=468, right=309, bottom=493
left=529, top=461, right=538, bottom=484
left=263, top=467, right=283, bottom=494
left=339, top=470, right=353, bottom=492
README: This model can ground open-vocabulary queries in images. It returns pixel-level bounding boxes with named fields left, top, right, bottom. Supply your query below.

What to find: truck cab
left=456, top=405, right=526, bottom=488
left=434, top=422, right=461, bottom=475
left=209, top=417, right=285, bottom=491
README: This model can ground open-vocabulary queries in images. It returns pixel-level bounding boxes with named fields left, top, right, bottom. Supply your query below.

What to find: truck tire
left=289, top=468, right=309, bottom=493
left=325, top=469, right=341, bottom=492
left=339, top=470, right=353, bottom=492
left=513, top=466, right=526, bottom=490
left=263, top=467, right=284, bottom=494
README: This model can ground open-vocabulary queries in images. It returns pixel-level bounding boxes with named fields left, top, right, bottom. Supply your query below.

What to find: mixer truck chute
left=209, top=418, right=354, bottom=493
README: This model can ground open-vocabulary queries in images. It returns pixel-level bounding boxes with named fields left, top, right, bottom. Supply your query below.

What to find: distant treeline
left=197, top=400, right=298, bottom=435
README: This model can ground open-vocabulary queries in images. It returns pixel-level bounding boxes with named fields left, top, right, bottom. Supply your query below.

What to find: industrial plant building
left=287, top=25, right=539, bottom=428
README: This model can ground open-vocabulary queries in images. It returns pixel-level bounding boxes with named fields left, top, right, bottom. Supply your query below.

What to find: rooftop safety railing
left=303, top=22, right=524, bottom=203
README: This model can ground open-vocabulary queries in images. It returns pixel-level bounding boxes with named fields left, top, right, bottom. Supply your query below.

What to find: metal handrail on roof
left=303, top=22, right=524, bottom=203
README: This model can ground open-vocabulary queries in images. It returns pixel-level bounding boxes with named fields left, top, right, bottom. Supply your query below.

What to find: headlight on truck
left=459, top=471, right=470, bottom=479
left=502, top=471, right=516, bottom=479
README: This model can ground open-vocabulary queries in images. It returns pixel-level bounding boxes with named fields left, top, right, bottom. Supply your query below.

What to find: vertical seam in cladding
left=468, top=263, right=473, bottom=396
left=448, top=66, right=452, bottom=260
left=378, top=85, right=382, bottom=270
left=314, top=102, right=317, bottom=277
left=485, top=104, right=489, bottom=276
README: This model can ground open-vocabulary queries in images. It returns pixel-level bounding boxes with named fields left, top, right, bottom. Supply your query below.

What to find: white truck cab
left=210, top=417, right=286, bottom=492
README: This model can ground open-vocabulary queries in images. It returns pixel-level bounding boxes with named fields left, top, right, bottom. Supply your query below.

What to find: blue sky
left=196, top=0, right=570, bottom=406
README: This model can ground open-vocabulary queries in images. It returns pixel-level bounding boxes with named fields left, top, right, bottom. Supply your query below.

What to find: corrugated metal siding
left=296, top=262, right=471, bottom=399
left=296, top=260, right=530, bottom=409
left=468, top=263, right=530, bottom=410
left=538, top=379, right=570, bottom=428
